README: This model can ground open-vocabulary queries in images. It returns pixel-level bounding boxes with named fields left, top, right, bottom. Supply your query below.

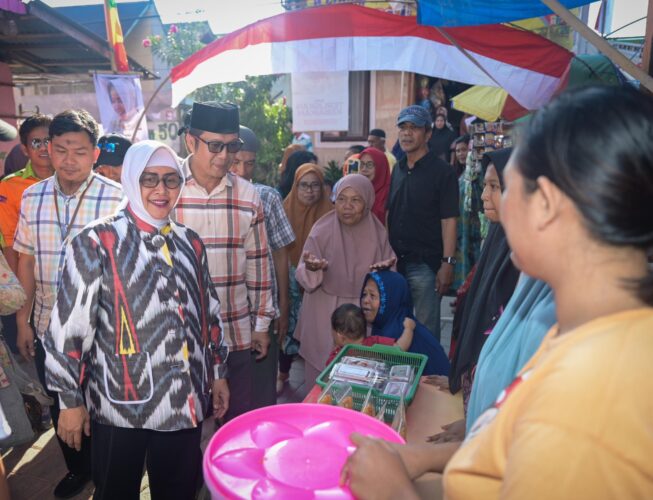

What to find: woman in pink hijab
left=294, top=174, right=396, bottom=386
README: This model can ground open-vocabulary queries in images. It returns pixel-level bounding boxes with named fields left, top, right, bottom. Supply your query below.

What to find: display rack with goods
left=471, top=121, right=513, bottom=167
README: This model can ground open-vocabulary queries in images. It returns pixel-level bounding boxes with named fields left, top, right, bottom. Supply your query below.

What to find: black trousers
left=1, top=313, right=19, bottom=354
left=35, top=337, right=91, bottom=476
left=91, top=422, right=202, bottom=500
left=251, top=327, right=277, bottom=409
left=223, top=348, right=254, bottom=422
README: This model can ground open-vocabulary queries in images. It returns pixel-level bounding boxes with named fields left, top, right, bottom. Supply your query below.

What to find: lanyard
left=54, top=177, right=94, bottom=243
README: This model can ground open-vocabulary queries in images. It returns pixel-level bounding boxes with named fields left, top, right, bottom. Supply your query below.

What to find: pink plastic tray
left=203, top=403, right=405, bottom=499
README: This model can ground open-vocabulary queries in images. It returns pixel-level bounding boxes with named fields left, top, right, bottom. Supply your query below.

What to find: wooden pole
left=540, top=0, right=653, bottom=93
left=131, top=73, right=171, bottom=142
left=103, top=0, right=117, bottom=72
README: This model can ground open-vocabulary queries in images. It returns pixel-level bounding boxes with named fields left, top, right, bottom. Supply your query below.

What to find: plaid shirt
left=174, top=157, right=274, bottom=351
left=254, top=183, right=295, bottom=318
left=13, top=173, right=123, bottom=337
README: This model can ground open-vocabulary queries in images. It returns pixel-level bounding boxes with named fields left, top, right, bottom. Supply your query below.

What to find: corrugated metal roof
left=54, top=1, right=152, bottom=40
left=0, top=0, right=157, bottom=80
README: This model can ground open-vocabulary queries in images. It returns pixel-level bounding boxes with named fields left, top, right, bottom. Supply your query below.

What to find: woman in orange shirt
left=343, top=85, right=653, bottom=499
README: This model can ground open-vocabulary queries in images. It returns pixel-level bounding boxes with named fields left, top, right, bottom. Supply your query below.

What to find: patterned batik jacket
left=44, top=209, right=228, bottom=431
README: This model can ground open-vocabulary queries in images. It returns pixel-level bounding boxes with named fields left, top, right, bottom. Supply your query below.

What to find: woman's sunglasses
left=139, top=172, right=183, bottom=189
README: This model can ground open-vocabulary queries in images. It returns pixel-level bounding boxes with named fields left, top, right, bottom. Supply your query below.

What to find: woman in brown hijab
left=277, top=163, right=333, bottom=393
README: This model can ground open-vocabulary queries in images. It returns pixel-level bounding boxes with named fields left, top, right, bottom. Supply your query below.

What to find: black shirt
left=387, top=149, right=459, bottom=271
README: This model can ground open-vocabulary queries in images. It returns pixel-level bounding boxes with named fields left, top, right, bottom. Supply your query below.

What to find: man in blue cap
left=387, top=105, right=459, bottom=342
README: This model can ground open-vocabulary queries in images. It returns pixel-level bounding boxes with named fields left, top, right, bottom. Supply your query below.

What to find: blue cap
left=397, top=105, right=432, bottom=127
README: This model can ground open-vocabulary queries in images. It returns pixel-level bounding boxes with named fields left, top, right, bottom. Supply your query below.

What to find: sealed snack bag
left=391, top=394, right=407, bottom=440
left=361, top=388, right=375, bottom=416
left=376, top=400, right=388, bottom=422
left=317, top=380, right=336, bottom=405
left=389, top=365, right=414, bottom=384
left=335, top=384, right=354, bottom=410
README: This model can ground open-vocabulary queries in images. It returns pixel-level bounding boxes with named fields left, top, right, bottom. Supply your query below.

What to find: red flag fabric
left=104, top=0, right=129, bottom=72
left=171, top=4, right=573, bottom=111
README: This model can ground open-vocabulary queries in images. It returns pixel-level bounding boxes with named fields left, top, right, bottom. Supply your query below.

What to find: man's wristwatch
left=442, top=256, right=457, bottom=265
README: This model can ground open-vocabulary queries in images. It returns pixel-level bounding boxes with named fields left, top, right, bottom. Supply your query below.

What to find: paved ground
left=3, top=357, right=308, bottom=500
left=4, top=300, right=453, bottom=499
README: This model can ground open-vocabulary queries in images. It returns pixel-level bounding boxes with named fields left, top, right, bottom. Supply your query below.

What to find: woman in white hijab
left=107, top=79, right=147, bottom=140
left=44, top=140, right=229, bottom=499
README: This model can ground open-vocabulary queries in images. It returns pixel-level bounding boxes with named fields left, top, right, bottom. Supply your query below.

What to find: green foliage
left=145, top=23, right=292, bottom=186
left=324, top=160, right=343, bottom=184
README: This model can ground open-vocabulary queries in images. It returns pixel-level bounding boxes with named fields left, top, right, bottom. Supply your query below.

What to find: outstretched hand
left=422, top=374, right=450, bottom=391
left=369, top=256, right=396, bottom=271
left=303, top=252, right=328, bottom=272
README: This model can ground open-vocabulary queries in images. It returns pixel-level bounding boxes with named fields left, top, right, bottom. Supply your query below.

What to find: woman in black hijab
left=428, top=113, right=458, bottom=162
left=278, top=150, right=318, bottom=199
left=449, top=147, right=520, bottom=412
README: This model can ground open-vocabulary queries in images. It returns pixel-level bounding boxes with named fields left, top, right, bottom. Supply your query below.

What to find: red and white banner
left=171, top=4, right=573, bottom=110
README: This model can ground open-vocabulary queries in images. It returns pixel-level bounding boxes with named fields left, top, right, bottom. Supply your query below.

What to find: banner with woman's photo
left=93, top=74, right=148, bottom=142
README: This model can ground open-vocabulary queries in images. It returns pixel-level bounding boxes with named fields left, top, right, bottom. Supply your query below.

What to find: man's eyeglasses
left=139, top=172, right=183, bottom=189
left=298, top=181, right=322, bottom=192
left=29, top=138, right=50, bottom=150
left=192, top=134, right=244, bottom=154
left=100, top=142, right=118, bottom=153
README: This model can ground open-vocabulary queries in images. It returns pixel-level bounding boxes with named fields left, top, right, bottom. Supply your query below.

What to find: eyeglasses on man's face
left=30, top=138, right=50, bottom=150
left=298, top=181, right=322, bottom=192
left=192, top=134, right=244, bottom=154
left=139, top=172, right=183, bottom=189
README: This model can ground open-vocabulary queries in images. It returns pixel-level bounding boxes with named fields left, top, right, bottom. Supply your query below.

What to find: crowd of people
left=0, top=83, right=651, bottom=499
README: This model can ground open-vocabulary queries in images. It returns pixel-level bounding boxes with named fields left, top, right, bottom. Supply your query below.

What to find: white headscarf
left=120, top=140, right=184, bottom=229
left=108, top=78, right=137, bottom=118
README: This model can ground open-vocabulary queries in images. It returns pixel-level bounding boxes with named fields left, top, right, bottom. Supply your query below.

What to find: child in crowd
left=326, top=303, right=414, bottom=366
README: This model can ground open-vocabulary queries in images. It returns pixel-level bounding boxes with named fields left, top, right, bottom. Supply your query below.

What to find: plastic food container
left=203, top=403, right=405, bottom=499
left=317, top=344, right=427, bottom=421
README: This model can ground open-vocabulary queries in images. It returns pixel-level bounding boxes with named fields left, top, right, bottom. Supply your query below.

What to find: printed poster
left=93, top=73, right=148, bottom=141
left=291, top=71, right=349, bottom=132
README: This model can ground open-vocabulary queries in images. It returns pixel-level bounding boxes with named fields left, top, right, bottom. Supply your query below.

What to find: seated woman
left=44, top=141, right=229, bottom=499
left=449, top=148, right=520, bottom=412
left=344, top=85, right=653, bottom=499
left=294, top=174, right=396, bottom=386
left=325, top=303, right=414, bottom=366
left=361, top=271, right=450, bottom=375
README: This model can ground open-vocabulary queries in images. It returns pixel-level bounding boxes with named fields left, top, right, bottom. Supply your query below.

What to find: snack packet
left=383, top=381, right=410, bottom=398
left=389, top=365, right=414, bottom=384
left=330, top=363, right=385, bottom=389
left=376, top=400, right=388, bottom=422
left=340, top=356, right=388, bottom=373
left=391, top=394, right=407, bottom=440
left=361, top=388, right=375, bottom=416
left=317, top=380, right=336, bottom=405
left=318, top=380, right=354, bottom=409
left=335, top=383, right=354, bottom=409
